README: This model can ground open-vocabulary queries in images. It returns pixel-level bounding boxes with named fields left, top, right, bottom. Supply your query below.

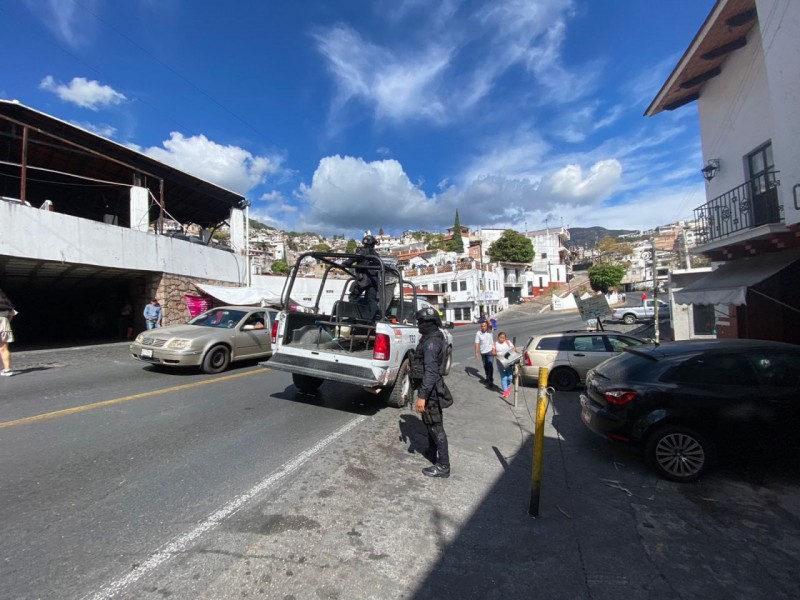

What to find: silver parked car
left=130, top=306, right=278, bottom=373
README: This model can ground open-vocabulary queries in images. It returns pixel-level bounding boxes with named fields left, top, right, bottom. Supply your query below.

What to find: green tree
left=345, top=239, right=358, bottom=253
left=424, top=232, right=447, bottom=250
left=587, top=264, right=626, bottom=294
left=596, top=236, right=633, bottom=264
left=271, top=259, right=289, bottom=274
left=487, top=230, right=534, bottom=263
left=447, top=210, right=465, bottom=253
left=312, top=243, right=331, bottom=252
left=212, top=230, right=230, bottom=244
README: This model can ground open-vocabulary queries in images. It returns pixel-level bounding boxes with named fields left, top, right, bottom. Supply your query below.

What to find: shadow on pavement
left=408, top=389, right=800, bottom=599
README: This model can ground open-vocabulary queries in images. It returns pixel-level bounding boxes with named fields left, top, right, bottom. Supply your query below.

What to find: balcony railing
left=693, top=171, right=783, bottom=245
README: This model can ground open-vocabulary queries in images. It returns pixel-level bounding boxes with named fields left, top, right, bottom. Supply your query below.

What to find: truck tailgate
left=266, top=351, right=386, bottom=387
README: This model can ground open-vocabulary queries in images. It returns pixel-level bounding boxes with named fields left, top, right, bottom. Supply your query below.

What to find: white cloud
left=313, top=0, right=585, bottom=129
left=70, top=120, right=117, bottom=138
left=24, top=0, right=99, bottom=47
left=296, top=155, right=445, bottom=233
left=40, top=76, right=126, bottom=110
left=313, top=26, right=450, bottom=124
left=142, top=133, right=282, bottom=195
left=292, top=152, right=627, bottom=237
left=540, top=160, right=622, bottom=203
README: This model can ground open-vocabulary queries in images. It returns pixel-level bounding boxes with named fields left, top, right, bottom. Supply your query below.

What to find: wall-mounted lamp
left=701, top=158, right=720, bottom=182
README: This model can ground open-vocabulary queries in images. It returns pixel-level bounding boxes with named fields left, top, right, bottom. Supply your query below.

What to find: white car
left=130, top=306, right=278, bottom=373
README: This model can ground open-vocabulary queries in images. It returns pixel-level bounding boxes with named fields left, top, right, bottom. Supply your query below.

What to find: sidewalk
left=150, top=364, right=800, bottom=599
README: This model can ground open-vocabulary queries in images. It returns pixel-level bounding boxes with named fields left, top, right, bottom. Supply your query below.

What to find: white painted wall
left=758, top=0, right=800, bottom=226
left=0, top=201, right=247, bottom=283
left=698, top=26, right=773, bottom=197
left=699, top=2, right=800, bottom=228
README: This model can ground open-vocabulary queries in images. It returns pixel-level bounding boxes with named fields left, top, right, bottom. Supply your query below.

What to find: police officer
left=412, top=306, right=453, bottom=478
left=344, top=233, right=380, bottom=320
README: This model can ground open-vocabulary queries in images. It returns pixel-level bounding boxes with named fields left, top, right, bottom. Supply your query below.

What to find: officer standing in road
left=344, top=232, right=380, bottom=320
left=412, top=306, right=453, bottom=478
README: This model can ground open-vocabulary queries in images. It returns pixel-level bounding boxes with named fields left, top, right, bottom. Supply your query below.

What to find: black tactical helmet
left=415, top=306, right=441, bottom=325
left=362, top=234, right=377, bottom=246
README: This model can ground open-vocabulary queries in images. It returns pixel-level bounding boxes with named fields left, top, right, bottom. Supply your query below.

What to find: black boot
left=422, top=464, right=450, bottom=478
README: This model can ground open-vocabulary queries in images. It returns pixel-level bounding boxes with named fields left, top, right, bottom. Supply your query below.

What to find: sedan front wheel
left=202, top=345, right=231, bottom=374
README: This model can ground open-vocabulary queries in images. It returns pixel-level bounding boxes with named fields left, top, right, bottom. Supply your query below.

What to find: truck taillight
left=271, top=317, right=279, bottom=344
left=524, top=353, right=532, bottom=367
left=373, top=333, right=390, bottom=361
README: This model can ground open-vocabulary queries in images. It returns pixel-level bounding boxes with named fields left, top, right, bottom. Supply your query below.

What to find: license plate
left=141, top=348, right=153, bottom=358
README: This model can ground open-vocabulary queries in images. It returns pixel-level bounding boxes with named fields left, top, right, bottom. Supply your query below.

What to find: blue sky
left=2, top=0, right=715, bottom=239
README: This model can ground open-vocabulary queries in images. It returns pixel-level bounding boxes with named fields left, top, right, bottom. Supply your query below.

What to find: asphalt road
left=0, top=309, right=586, bottom=600
left=2, top=309, right=799, bottom=599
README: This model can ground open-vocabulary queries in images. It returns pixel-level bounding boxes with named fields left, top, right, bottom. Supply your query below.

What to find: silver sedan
left=130, top=306, right=277, bottom=374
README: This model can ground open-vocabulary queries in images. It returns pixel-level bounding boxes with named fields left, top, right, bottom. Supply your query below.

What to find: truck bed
left=282, top=310, right=377, bottom=357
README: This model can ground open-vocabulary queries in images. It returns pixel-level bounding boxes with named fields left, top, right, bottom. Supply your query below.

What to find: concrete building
left=525, top=227, right=571, bottom=296
left=403, top=262, right=504, bottom=324
left=0, top=101, right=249, bottom=345
left=647, top=0, right=800, bottom=343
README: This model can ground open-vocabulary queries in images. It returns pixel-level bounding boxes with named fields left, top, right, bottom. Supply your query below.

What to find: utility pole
left=683, top=227, right=691, bottom=270
left=652, top=238, right=659, bottom=343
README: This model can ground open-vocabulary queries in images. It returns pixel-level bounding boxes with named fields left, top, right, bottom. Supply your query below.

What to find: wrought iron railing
left=693, top=171, right=783, bottom=244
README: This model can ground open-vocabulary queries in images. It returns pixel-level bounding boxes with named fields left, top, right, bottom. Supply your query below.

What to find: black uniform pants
left=349, top=275, right=378, bottom=320
left=422, top=398, right=449, bottom=468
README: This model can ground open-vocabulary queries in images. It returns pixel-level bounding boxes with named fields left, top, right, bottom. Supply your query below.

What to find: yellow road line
left=0, top=369, right=267, bottom=429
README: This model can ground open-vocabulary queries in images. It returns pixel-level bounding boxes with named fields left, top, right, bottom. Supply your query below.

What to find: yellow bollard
left=529, top=366, right=549, bottom=517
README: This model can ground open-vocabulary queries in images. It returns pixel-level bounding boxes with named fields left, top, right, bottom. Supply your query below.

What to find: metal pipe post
left=529, top=366, right=549, bottom=517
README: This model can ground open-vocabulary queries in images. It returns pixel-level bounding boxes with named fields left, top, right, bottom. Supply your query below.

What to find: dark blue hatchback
left=580, top=339, right=800, bottom=482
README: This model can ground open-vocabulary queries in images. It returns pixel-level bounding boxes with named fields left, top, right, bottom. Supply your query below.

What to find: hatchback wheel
left=646, top=425, right=712, bottom=482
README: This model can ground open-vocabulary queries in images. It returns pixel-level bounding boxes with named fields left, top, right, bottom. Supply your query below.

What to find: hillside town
left=3, top=3, right=800, bottom=599
left=1, top=0, right=798, bottom=349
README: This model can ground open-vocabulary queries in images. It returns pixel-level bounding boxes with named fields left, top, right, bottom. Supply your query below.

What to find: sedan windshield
left=189, top=309, right=247, bottom=328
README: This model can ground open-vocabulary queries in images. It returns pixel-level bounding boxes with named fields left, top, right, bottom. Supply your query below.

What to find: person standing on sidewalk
left=143, top=298, right=162, bottom=330
left=474, top=320, right=495, bottom=387
left=494, top=331, right=517, bottom=398
left=412, top=307, right=453, bottom=479
left=0, top=288, right=17, bottom=376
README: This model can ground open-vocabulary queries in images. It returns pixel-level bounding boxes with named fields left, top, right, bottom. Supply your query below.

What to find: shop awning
left=195, top=284, right=282, bottom=307
left=673, top=249, right=800, bottom=306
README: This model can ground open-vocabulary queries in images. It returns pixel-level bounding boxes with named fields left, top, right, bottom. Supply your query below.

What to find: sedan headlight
left=166, top=339, right=193, bottom=350
left=134, top=333, right=146, bottom=343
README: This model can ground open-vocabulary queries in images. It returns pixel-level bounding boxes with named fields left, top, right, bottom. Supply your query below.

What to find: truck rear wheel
left=442, top=347, right=453, bottom=376
left=384, top=358, right=411, bottom=408
left=293, top=373, right=323, bottom=393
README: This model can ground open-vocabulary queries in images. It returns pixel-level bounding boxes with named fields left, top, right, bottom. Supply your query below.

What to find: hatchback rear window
left=592, top=351, right=655, bottom=380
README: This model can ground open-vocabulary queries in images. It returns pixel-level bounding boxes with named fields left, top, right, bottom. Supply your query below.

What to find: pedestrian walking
left=474, top=320, right=495, bottom=387
left=0, top=288, right=17, bottom=376
left=489, top=315, right=497, bottom=331
left=494, top=331, right=517, bottom=398
left=143, top=298, right=162, bottom=330
left=411, top=306, right=453, bottom=478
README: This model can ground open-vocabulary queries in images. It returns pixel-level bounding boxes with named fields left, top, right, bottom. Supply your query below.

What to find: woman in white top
left=494, top=331, right=517, bottom=398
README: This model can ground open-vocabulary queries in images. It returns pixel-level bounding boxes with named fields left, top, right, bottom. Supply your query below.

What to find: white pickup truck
left=263, top=251, right=453, bottom=408
left=610, top=299, right=669, bottom=325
